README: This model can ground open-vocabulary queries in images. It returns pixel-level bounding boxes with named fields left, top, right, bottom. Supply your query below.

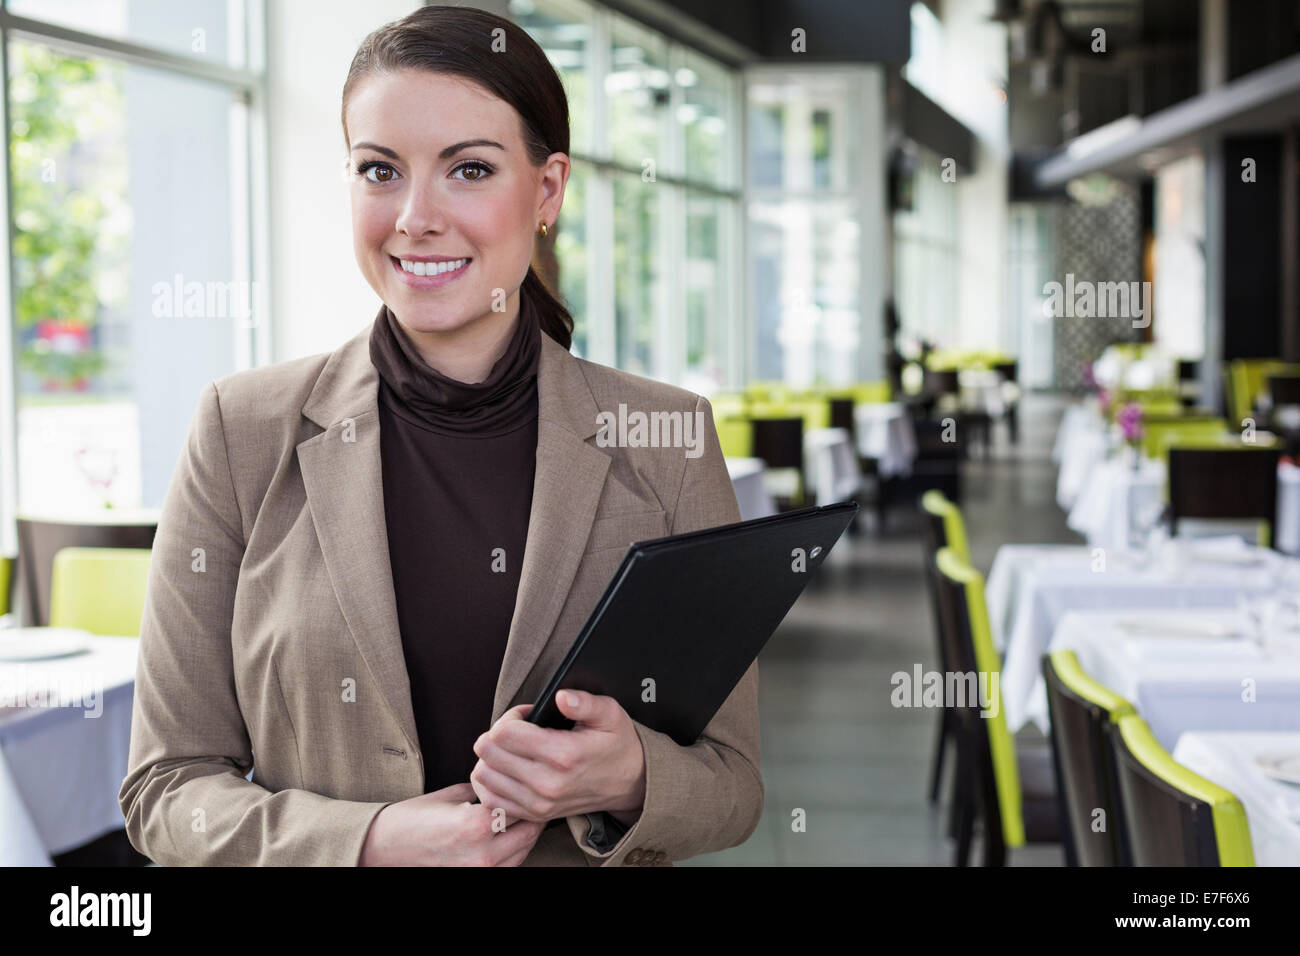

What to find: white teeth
left=398, top=257, right=468, bottom=277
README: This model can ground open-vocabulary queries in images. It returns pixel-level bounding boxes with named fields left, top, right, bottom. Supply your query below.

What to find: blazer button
left=625, top=848, right=644, bottom=865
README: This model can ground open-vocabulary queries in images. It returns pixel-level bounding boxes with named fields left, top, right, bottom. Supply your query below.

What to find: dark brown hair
left=342, top=5, right=574, bottom=350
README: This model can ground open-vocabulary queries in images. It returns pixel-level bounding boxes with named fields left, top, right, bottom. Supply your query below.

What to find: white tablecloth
left=726, top=457, right=777, bottom=521
left=1056, top=416, right=1111, bottom=511
left=1067, top=457, right=1300, bottom=555
left=1173, top=732, right=1300, bottom=866
left=986, top=543, right=1296, bottom=731
left=804, top=428, right=860, bottom=506
left=0, top=634, right=139, bottom=863
left=854, top=403, right=917, bottom=478
left=1021, top=608, right=1300, bottom=747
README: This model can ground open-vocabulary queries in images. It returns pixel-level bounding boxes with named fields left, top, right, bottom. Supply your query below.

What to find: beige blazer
left=118, top=321, right=762, bottom=866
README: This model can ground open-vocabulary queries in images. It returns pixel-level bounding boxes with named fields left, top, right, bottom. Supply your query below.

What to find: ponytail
left=522, top=266, right=574, bottom=352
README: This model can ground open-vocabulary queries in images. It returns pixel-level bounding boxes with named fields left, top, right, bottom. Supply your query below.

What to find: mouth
left=390, top=255, right=471, bottom=288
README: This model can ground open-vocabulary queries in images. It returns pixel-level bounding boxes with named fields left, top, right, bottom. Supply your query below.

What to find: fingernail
left=561, top=691, right=578, bottom=709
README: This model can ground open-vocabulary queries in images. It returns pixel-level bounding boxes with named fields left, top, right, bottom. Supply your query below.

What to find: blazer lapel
left=491, top=333, right=610, bottom=719
left=298, top=324, right=420, bottom=753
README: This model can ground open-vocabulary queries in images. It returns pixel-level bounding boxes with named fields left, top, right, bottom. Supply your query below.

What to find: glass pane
left=554, top=162, right=589, bottom=358
left=677, top=51, right=732, bottom=189
left=11, top=0, right=247, bottom=68
left=747, top=75, right=857, bottom=192
left=683, top=193, right=730, bottom=393
left=10, top=41, right=244, bottom=515
left=750, top=199, right=859, bottom=385
left=511, top=0, right=591, bottom=157
left=608, top=18, right=670, bottom=171
left=613, top=175, right=658, bottom=376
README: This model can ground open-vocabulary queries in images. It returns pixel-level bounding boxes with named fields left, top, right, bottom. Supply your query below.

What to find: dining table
left=1066, top=455, right=1300, bottom=555
left=0, top=630, right=139, bottom=865
left=985, top=539, right=1300, bottom=732
left=1172, top=731, right=1300, bottom=866
left=1020, top=607, right=1300, bottom=747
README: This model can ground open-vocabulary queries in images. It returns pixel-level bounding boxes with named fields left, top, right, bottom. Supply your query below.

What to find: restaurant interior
left=3, top=0, right=1300, bottom=872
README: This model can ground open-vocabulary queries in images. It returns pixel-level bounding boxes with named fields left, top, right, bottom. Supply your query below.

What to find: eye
left=452, top=160, right=493, bottom=182
left=356, top=160, right=397, bottom=183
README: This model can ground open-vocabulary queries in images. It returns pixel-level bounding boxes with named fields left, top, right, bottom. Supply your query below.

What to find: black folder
left=528, top=501, right=859, bottom=745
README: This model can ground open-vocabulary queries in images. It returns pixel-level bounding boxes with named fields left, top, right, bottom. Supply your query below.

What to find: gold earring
left=538, top=220, right=548, bottom=237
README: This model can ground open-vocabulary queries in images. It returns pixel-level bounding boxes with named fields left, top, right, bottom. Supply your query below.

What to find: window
left=1, top=2, right=264, bottom=541
left=747, top=71, right=866, bottom=386
left=513, top=0, right=741, bottom=392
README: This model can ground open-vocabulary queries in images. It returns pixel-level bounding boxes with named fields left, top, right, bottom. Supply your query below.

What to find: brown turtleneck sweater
left=369, top=298, right=540, bottom=794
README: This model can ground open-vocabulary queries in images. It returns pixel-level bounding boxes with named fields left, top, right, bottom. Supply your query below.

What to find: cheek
left=351, top=193, right=393, bottom=251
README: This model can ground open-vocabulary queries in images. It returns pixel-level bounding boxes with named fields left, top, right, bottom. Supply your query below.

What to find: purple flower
left=1081, top=361, right=1097, bottom=389
left=1118, top=402, right=1144, bottom=442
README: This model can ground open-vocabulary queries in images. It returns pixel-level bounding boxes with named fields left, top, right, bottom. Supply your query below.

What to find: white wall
left=266, top=0, right=418, bottom=362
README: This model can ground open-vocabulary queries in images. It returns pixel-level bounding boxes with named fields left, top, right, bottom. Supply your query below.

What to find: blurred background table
left=0, top=633, right=139, bottom=865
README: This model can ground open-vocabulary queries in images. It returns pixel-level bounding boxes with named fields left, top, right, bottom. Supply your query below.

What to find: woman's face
left=345, top=69, right=567, bottom=337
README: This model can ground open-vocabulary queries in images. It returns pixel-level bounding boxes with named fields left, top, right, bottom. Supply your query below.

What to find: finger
left=472, top=763, right=548, bottom=820
left=491, top=821, right=545, bottom=866
left=475, top=734, right=546, bottom=781
left=473, top=770, right=538, bottom=822
left=554, top=689, right=621, bottom=730
left=484, top=718, right=571, bottom=762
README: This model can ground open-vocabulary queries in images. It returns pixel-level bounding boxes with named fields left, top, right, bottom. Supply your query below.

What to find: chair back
left=933, top=548, right=1024, bottom=849
left=1108, top=714, right=1254, bottom=866
left=49, top=547, right=153, bottom=636
left=16, top=516, right=157, bottom=626
left=1269, top=374, right=1300, bottom=409
left=1167, top=447, right=1280, bottom=547
left=1139, top=416, right=1226, bottom=461
left=1042, top=650, right=1135, bottom=865
left=0, top=555, right=11, bottom=617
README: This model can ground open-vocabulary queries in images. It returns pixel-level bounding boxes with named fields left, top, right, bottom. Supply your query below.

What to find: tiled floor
left=682, top=394, right=1075, bottom=866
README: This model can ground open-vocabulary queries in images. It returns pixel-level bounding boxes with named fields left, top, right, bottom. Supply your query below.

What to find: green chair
left=920, top=490, right=970, bottom=566
left=0, top=555, right=11, bottom=617
left=715, top=417, right=753, bottom=458
left=1139, top=416, right=1228, bottom=461
left=933, top=547, right=1060, bottom=865
left=919, top=491, right=970, bottom=805
left=49, top=547, right=153, bottom=636
left=1042, top=650, right=1136, bottom=866
left=1109, top=714, right=1254, bottom=866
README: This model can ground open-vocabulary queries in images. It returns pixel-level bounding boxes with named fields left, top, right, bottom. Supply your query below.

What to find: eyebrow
left=350, top=139, right=506, bottom=160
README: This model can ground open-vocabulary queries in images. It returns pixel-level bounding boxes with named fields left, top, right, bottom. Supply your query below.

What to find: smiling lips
left=390, top=255, right=471, bottom=287
left=396, top=257, right=470, bottom=277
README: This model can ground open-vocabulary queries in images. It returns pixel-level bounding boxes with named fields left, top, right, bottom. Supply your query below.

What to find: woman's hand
left=470, top=690, right=647, bottom=824
left=358, top=782, right=544, bottom=866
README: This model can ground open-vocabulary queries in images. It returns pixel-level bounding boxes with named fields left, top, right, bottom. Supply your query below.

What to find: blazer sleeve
left=118, top=381, right=394, bottom=866
left=567, top=394, right=764, bottom=866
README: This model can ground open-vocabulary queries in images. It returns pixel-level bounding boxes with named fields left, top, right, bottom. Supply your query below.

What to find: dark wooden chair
left=932, top=548, right=1060, bottom=866
left=1042, top=650, right=1135, bottom=866
left=1167, top=448, right=1280, bottom=549
left=749, top=416, right=804, bottom=509
left=993, top=361, right=1019, bottom=444
left=919, top=491, right=966, bottom=805
left=1107, top=714, right=1254, bottom=865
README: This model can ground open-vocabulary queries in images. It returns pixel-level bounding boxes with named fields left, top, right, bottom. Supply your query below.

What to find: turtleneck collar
left=368, top=293, right=541, bottom=437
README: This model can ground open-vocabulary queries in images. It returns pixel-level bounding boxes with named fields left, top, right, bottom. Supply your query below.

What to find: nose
left=394, top=177, right=447, bottom=239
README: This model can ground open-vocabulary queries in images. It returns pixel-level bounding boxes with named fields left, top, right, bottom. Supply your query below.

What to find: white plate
left=0, top=628, right=92, bottom=662
left=1115, top=616, right=1242, bottom=639
left=1255, top=751, right=1300, bottom=787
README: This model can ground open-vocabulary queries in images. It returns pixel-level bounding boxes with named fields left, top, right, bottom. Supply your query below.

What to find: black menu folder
left=527, top=501, right=859, bottom=745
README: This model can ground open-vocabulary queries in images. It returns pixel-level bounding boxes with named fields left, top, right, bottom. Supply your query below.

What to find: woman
left=118, top=6, right=762, bottom=867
